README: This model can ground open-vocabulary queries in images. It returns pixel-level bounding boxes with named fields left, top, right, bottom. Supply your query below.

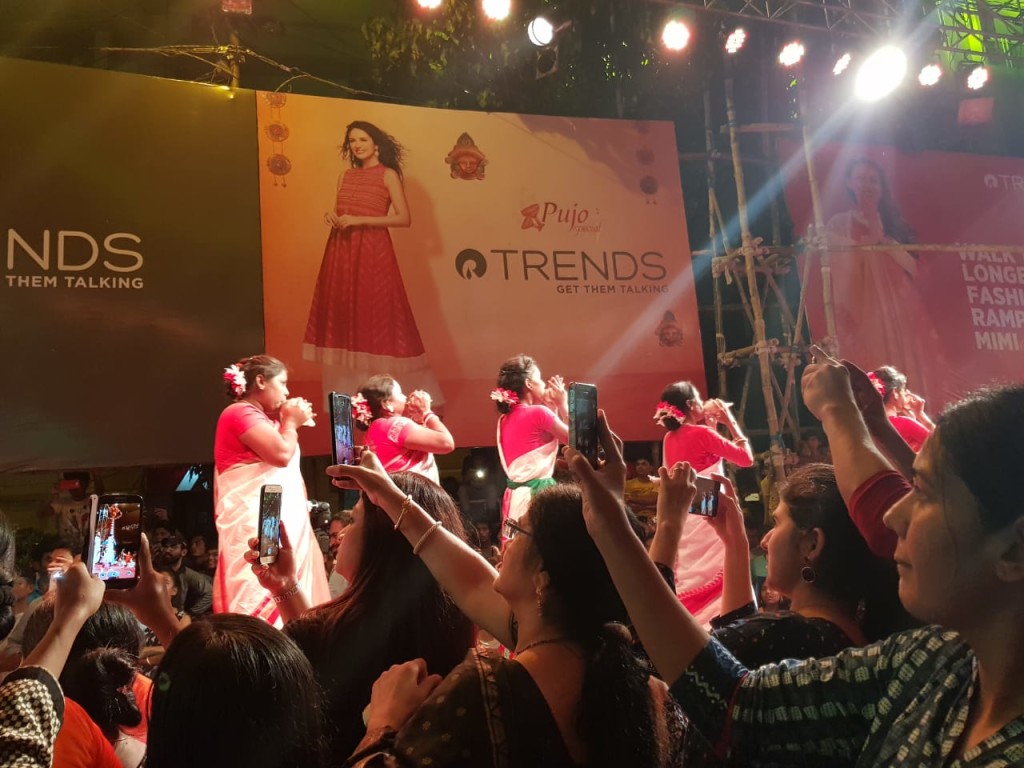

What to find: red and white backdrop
left=256, top=94, right=704, bottom=449
left=780, top=140, right=1024, bottom=410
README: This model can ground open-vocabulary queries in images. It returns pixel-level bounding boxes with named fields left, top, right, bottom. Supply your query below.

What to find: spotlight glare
left=833, top=53, right=851, bottom=76
left=918, top=64, right=942, bottom=87
left=779, top=42, right=805, bottom=67
left=416, top=0, right=442, bottom=8
left=854, top=45, right=907, bottom=102
left=527, top=16, right=554, bottom=46
left=661, top=19, right=691, bottom=52
left=725, top=28, right=746, bottom=54
left=482, top=0, right=511, bottom=21
left=967, top=65, right=989, bottom=90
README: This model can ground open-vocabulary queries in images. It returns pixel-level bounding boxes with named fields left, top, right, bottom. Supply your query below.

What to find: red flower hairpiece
left=653, top=401, right=686, bottom=428
left=866, top=372, right=887, bottom=398
left=351, top=393, right=373, bottom=427
left=490, top=388, right=520, bottom=408
left=223, top=365, right=246, bottom=399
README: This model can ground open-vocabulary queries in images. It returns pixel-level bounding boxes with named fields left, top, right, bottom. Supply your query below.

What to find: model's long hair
left=342, top=121, right=405, bottom=179
left=844, top=158, right=915, bottom=244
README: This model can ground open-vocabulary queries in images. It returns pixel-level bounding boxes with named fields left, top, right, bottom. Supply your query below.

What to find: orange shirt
left=53, top=697, right=121, bottom=768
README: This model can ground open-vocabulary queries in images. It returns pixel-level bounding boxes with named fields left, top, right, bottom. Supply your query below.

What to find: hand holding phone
left=258, top=484, right=283, bottom=565
left=568, top=382, right=599, bottom=466
left=86, top=494, right=144, bottom=589
left=689, top=476, right=720, bottom=518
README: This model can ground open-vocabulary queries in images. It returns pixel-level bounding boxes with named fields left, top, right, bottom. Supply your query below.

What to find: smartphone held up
left=689, top=476, right=720, bottom=518
left=258, top=484, right=283, bottom=565
left=568, top=382, right=599, bottom=466
left=86, top=493, right=144, bottom=589
left=329, top=391, right=358, bottom=466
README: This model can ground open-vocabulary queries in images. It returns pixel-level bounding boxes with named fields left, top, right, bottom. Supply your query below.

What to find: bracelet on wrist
left=272, top=582, right=300, bottom=604
left=421, top=411, right=438, bottom=424
left=393, top=494, right=413, bottom=531
left=412, top=521, right=443, bottom=555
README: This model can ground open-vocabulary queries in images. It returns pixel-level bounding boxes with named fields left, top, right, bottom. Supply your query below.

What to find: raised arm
left=568, top=412, right=712, bottom=684
left=22, top=563, right=104, bottom=679
left=238, top=399, right=311, bottom=467
left=706, top=475, right=757, bottom=616
left=328, top=453, right=513, bottom=646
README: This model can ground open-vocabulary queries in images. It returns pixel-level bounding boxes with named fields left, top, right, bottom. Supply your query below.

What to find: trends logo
left=983, top=173, right=1024, bottom=191
left=455, top=248, right=488, bottom=280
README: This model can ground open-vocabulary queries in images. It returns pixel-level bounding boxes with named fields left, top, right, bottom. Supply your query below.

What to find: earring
left=800, top=565, right=816, bottom=583
left=535, top=588, right=545, bottom=618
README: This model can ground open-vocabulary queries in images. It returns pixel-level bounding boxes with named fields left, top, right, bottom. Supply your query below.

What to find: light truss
left=654, top=0, right=1024, bottom=63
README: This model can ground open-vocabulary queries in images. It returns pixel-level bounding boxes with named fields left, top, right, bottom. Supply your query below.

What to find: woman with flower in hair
left=353, top=375, right=453, bottom=484
left=494, top=354, right=569, bottom=527
left=304, top=121, right=441, bottom=402
left=656, top=381, right=753, bottom=625
left=869, top=365, right=934, bottom=453
left=213, top=355, right=330, bottom=625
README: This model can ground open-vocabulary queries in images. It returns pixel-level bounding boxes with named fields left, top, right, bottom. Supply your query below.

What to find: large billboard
left=0, top=58, right=263, bottom=470
left=256, top=93, right=704, bottom=448
left=781, top=141, right=1024, bottom=408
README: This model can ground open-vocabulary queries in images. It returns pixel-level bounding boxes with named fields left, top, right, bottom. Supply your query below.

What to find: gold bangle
left=393, top=494, right=413, bottom=532
left=272, top=582, right=300, bottom=604
left=412, top=521, right=443, bottom=555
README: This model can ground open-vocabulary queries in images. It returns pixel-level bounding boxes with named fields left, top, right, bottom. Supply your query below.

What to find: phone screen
left=568, top=383, right=599, bottom=465
left=89, top=495, right=143, bottom=587
left=329, top=392, right=355, bottom=466
left=259, top=485, right=283, bottom=563
left=689, top=476, right=720, bottom=518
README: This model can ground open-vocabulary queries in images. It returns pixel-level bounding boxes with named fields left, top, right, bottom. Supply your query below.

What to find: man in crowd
left=151, top=531, right=212, bottom=619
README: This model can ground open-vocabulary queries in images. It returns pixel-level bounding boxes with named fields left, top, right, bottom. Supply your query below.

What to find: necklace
left=515, top=636, right=571, bottom=655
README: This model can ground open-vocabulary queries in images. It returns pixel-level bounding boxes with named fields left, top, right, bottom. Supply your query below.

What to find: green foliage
left=362, top=0, right=709, bottom=119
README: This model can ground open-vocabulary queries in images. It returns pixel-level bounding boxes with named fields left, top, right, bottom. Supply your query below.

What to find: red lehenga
left=304, top=163, right=439, bottom=396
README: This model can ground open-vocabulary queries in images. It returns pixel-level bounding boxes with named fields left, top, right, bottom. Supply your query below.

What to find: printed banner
left=780, top=141, right=1024, bottom=408
left=256, top=94, right=704, bottom=448
left=0, top=58, right=264, bottom=470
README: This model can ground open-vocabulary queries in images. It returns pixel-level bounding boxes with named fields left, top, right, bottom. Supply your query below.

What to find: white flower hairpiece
left=223, top=365, right=247, bottom=398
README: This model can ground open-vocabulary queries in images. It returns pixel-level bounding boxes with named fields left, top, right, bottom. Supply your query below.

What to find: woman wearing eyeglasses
left=329, top=452, right=684, bottom=768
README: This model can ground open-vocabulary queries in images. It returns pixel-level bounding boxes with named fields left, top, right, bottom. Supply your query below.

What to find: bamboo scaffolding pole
left=724, top=75, right=788, bottom=486
left=706, top=90, right=729, bottom=397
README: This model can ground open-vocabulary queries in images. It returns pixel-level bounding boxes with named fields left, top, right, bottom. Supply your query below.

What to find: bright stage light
left=779, top=42, right=805, bottom=67
left=918, top=64, right=942, bottom=86
left=482, top=0, right=511, bottom=21
left=528, top=16, right=554, bottom=46
left=661, top=20, right=691, bottom=52
left=967, top=65, right=989, bottom=90
left=725, top=28, right=747, bottom=54
left=833, top=53, right=851, bottom=76
left=416, top=0, right=442, bottom=8
left=854, top=45, right=907, bottom=102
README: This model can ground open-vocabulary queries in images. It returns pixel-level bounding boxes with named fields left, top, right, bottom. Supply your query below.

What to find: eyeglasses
left=503, top=518, right=532, bottom=541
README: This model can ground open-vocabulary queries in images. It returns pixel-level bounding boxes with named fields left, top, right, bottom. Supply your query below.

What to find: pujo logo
left=519, top=201, right=601, bottom=234
left=455, top=249, right=488, bottom=280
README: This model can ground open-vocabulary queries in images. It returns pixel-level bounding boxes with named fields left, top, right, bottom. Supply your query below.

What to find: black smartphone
left=690, top=476, right=720, bottom=518
left=568, top=382, right=599, bottom=466
left=329, top=392, right=356, bottom=466
left=86, top=493, right=143, bottom=589
left=258, top=484, right=283, bottom=565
